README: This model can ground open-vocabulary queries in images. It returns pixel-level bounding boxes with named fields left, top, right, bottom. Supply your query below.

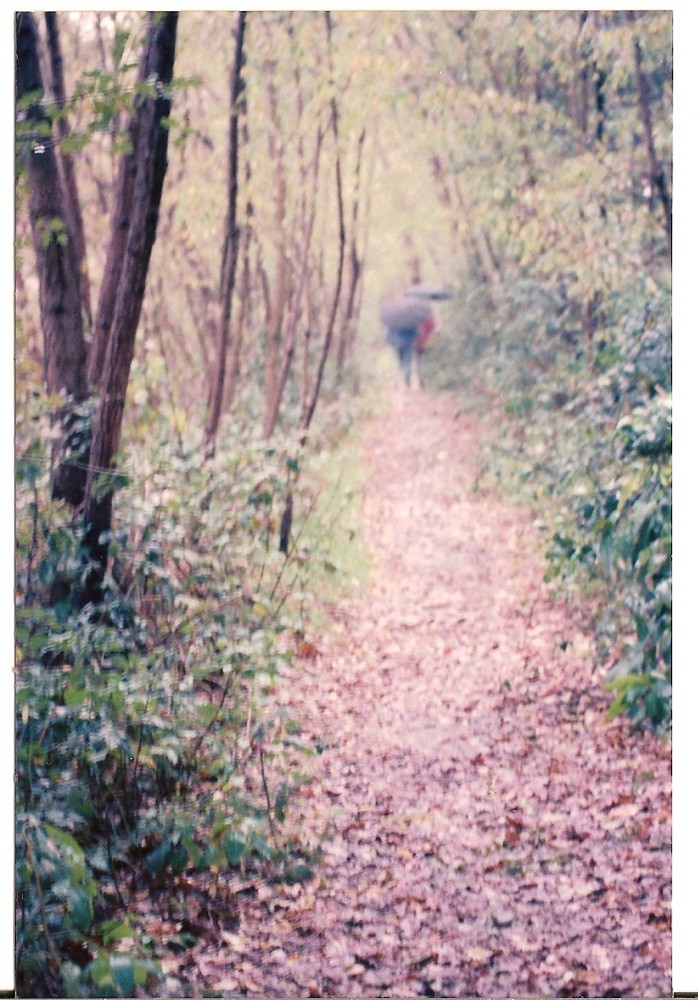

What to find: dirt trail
left=190, top=388, right=671, bottom=997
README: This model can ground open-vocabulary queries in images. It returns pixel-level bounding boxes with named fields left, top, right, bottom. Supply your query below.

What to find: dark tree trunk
left=336, top=126, right=366, bottom=377
left=573, top=13, right=591, bottom=146
left=594, top=64, right=607, bottom=142
left=89, top=15, right=178, bottom=387
left=627, top=13, right=672, bottom=258
left=204, top=11, right=246, bottom=457
left=300, top=12, right=346, bottom=435
left=16, top=11, right=90, bottom=508
left=44, top=11, right=92, bottom=331
left=264, top=123, right=324, bottom=439
left=81, top=11, right=178, bottom=604
left=222, top=64, right=255, bottom=414
left=261, top=47, right=289, bottom=440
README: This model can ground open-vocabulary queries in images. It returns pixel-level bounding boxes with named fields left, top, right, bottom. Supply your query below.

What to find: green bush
left=429, top=271, right=671, bottom=730
left=15, top=409, right=320, bottom=997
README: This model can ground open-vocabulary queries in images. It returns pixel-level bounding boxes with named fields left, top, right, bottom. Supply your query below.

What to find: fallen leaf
left=466, top=946, right=491, bottom=965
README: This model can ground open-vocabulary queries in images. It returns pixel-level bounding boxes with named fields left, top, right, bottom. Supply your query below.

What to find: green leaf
left=249, top=833, right=272, bottom=860
left=145, top=838, right=172, bottom=875
left=96, top=918, right=134, bottom=945
left=224, top=832, right=246, bottom=867
left=64, top=685, right=88, bottom=708
left=110, top=955, right=135, bottom=996
left=284, top=862, right=313, bottom=884
left=68, top=887, right=93, bottom=931
left=43, top=823, right=85, bottom=862
left=87, top=954, right=118, bottom=995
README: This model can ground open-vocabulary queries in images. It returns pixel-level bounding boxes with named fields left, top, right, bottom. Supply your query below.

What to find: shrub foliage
left=15, top=391, right=327, bottom=996
left=427, top=271, right=671, bottom=731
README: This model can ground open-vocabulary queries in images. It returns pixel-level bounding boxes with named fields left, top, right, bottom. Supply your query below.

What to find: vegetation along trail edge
left=183, top=386, right=671, bottom=998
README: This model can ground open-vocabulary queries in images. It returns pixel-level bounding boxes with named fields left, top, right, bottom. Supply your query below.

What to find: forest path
left=189, top=386, right=671, bottom=997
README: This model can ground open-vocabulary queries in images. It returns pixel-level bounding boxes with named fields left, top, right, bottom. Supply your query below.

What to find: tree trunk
left=223, top=21, right=255, bottom=415
left=571, top=13, right=591, bottom=148
left=81, top=11, right=178, bottom=603
left=261, top=32, right=325, bottom=440
left=336, top=126, right=366, bottom=377
left=16, top=11, right=90, bottom=508
left=263, top=123, right=324, bottom=439
left=89, top=15, right=177, bottom=387
left=594, top=63, right=608, bottom=143
left=627, top=12, right=672, bottom=258
left=261, top=58, right=289, bottom=439
left=203, top=11, right=246, bottom=457
left=44, top=12, right=92, bottom=331
left=300, top=12, right=346, bottom=435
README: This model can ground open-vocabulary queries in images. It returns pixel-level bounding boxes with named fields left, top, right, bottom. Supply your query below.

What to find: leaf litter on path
left=171, top=387, right=671, bottom=998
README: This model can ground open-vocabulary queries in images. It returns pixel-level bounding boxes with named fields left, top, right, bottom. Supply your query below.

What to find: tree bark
left=16, top=11, right=90, bottom=508
left=300, top=12, right=346, bottom=435
left=263, top=122, right=324, bottom=439
left=44, top=12, right=92, bottom=331
left=81, top=11, right=178, bottom=603
left=203, top=11, right=246, bottom=457
left=89, top=14, right=176, bottom=387
left=571, top=13, right=591, bottom=148
left=627, top=12, right=672, bottom=258
left=223, top=23, right=255, bottom=415
left=336, top=126, right=366, bottom=377
left=261, top=55, right=290, bottom=439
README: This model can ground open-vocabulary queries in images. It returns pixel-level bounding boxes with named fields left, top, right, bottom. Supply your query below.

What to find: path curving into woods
left=181, top=386, right=671, bottom=998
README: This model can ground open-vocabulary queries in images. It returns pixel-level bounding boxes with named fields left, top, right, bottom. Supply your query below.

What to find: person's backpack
left=415, top=313, right=435, bottom=353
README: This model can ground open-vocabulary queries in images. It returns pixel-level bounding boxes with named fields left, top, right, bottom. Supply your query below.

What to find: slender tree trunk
left=223, top=29, right=255, bottom=414
left=89, top=14, right=174, bottom=387
left=431, top=153, right=463, bottom=252
left=336, top=126, right=366, bottom=377
left=571, top=13, right=591, bottom=148
left=594, top=63, right=608, bottom=143
left=94, top=11, right=124, bottom=182
left=261, top=38, right=320, bottom=439
left=301, top=12, right=346, bottom=435
left=261, top=59, right=289, bottom=439
left=263, top=124, right=324, bottom=439
left=203, top=11, right=246, bottom=457
left=44, top=12, right=92, bottom=331
left=81, top=11, right=178, bottom=603
left=16, top=11, right=90, bottom=508
left=627, top=12, right=672, bottom=258
left=343, top=131, right=376, bottom=361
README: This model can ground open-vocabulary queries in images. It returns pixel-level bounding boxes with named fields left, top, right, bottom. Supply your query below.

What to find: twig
left=257, top=739, right=282, bottom=854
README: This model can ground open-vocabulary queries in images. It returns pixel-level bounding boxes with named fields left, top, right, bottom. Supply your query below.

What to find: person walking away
left=380, top=293, right=432, bottom=388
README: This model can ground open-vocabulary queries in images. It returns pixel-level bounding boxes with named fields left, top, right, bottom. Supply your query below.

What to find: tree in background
left=203, top=11, right=246, bottom=457
left=299, top=12, right=347, bottom=435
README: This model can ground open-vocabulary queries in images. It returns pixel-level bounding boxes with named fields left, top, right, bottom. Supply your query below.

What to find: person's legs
left=386, top=327, right=417, bottom=386
left=396, top=328, right=418, bottom=386
left=397, top=339, right=413, bottom=385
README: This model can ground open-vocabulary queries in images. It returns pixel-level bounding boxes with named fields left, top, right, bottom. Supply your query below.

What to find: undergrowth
left=426, top=269, right=671, bottom=731
left=15, top=372, right=366, bottom=997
